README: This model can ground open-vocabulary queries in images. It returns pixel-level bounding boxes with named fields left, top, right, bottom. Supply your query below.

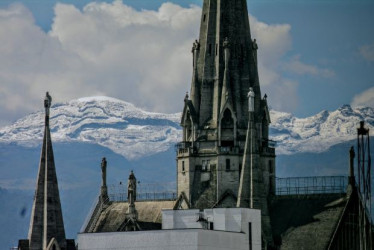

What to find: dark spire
left=189, top=0, right=261, bottom=128
left=28, top=92, right=66, bottom=249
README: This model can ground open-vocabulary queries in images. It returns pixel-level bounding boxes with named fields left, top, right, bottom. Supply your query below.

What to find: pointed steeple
left=28, top=92, right=66, bottom=250
left=189, top=0, right=261, bottom=128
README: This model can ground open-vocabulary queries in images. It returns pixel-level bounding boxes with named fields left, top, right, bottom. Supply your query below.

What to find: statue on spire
left=252, top=39, right=258, bottom=51
left=127, top=170, right=137, bottom=203
left=100, top=157, right=109, bottom=202
left=184, top=92, right=189, bottom=103
left=223, top=37, right=230, bottom=48
left=44, top=92, right=52, bottom=116
left=248, top=87, right=255, bottom=112
left=191, top=39, right=200, bottom=53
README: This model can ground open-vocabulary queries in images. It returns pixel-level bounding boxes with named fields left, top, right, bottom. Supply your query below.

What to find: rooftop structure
left=80, top=0, right=372, bottom=248
left=79, top=208, right=261, bottom=250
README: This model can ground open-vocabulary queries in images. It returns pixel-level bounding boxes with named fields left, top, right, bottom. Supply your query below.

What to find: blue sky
left=0, top=0, right=373, bottom=125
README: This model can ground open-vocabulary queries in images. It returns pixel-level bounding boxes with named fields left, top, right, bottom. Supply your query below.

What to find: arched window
left=185, top=112, right=192, bottom=141
left=222, top=109, right=234, bottom=129
left=220, top=108, right=235, bottom=147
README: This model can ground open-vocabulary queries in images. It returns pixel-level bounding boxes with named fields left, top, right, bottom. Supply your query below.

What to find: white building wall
left=78, top=229, right=250, bottom=250
left=78, top=208, right=261, bottom=250
left=162, top=209, right=201, bottom=229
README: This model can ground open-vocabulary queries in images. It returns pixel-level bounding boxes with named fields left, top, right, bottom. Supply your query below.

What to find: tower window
left=182, top=161, right=185, bottom=172
left=208, top=44, right=212, bottom=55
left=203, top=14, right=206, bottom=22
left=222, top=109, right=234, bottom=129
left=226, top=159, right=230, bottom=171
left=268, top=160, right=273, bottom=172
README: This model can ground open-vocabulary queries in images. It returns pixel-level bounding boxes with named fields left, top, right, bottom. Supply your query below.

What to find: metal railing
left=276, top=176, right=348, bottom=195
left=109, top=192, right=177, bottom=202
left=108, top=182, right=177, bottom=202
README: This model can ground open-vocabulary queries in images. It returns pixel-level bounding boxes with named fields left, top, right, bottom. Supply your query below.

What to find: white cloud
left=282, top=55, right=335, bottom=78
left=249, top=15, right=300, bottom=111
left=0, top=1, right=322, bottom=125
left=249, top=15, right=292, bottom=65
left=351, top=87, right=374, bottom=108
left=359, top=43, right=374, bottom=62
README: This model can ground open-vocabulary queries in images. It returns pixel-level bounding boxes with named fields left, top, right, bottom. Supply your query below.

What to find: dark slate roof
left=92, top=200, right=176, bottom=232
left=270, top=194, right=347, bottom=250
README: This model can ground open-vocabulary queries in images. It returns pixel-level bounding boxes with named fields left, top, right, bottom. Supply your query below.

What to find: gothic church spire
left=189, top=0, right=261, bottom=129
left=27, top=92, right=67, bottom=250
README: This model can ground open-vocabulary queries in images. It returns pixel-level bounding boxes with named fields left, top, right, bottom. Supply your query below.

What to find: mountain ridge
left=0, top=96, right=372, bottom=159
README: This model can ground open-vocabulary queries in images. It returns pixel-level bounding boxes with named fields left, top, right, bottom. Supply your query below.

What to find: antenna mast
left=357, top=121, right=372, bottom=250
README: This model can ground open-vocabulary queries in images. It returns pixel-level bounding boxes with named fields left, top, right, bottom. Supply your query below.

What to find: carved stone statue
left=252, top=39, right=258, bottom=50
left=127, top=170, right=137, bottom=204
left=247, top=87, right=255, bottom=112
left=192, top=40, right=200, bottom=54
left=184, top=92, right=189, bottom=103
left=101, top=157, right=107, bottom=187
left=223, top=37, right=229, bottom=48
left=194, top=39, right=200, bottom=50
left=44, top=92, right=52, bottom=116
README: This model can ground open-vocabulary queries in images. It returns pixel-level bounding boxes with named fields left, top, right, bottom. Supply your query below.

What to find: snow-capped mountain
left=0, top=97, right=373, bottom=159
left=0, top=96, right=181, bottom=160
left=271, top=105, right=374, bottom=154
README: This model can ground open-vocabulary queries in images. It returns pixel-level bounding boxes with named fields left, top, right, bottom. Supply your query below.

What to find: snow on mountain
left=0, top=96, right=182, bottom=160
left=271, top=105, right=374, bottom=154
left=0, top=97, right=373, bottom=158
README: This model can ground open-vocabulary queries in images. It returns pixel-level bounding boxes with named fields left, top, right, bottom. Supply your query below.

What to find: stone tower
left=27, top=92, right=67, bottom=250
left=177, top=0, right=275, bottom=235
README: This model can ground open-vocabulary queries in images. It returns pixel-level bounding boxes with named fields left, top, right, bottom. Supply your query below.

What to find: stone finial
left=252, top=39, right=258, bottom=50
left=247, top=87, right=255, bottom=112
left=184, top=92, right=189, bottom=103
left=192, top=39, right=200, bottom=53
left=223, top=37, right=229, bottom=48
left=194, top=39, right=200, bottom=50
left=44, top=92, right=52, bottom=117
